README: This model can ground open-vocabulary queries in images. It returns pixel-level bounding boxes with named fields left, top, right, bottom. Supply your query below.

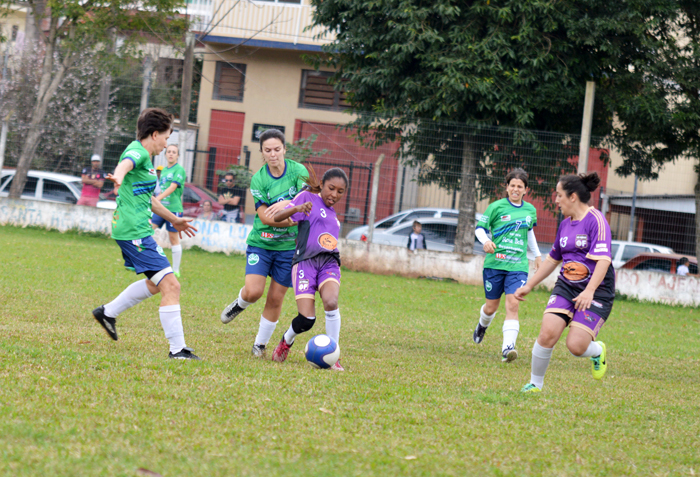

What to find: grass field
left=1, top=225, right=699, bottom=476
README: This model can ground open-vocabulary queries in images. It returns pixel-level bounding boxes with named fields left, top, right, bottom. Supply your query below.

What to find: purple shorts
left=292, top=255, right=341, bottom=300
left=545, top=294, right=605, bottom=339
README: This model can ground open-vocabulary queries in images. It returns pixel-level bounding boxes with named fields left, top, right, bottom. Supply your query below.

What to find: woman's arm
left=572, top=259, right=610, bottom=311
left=257, top=204, right=295, bottom=228
left=273, top=201, right=312, bottom=223
left=156, top=182, right=178, bottom=201
left=105, top=160, right=134, bottom=194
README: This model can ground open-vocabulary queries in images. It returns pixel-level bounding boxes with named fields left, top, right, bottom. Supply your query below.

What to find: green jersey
left=477, top=198, right=537, bottom=272
left=247, top=160, right=309, bottom=251
left=159, top=163, right=186, bottom=213
left=111, top=141, right=157, bottom=241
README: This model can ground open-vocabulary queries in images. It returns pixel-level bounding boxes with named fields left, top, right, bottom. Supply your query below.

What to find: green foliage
left=215, top=164, right=254, bottom=189
left=1, top=226, right=700, bottom=475
left=284, top=134, right=330, bottom=164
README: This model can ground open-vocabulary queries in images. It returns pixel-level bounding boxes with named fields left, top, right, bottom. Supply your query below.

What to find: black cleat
left=473, top=323, right=487, bottom=344
left=169, top=347, right=201, bottom=360
left=220, top=298, right=245, bottom=324
left=92, top=305, right=118, bottom=341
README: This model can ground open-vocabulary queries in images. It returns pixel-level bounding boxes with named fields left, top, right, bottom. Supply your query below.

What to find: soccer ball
left=304, top=334, right=340, bottom=369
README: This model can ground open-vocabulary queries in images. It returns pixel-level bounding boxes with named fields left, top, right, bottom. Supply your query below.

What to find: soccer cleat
left=502, top=346, right=518, bottom=363
left=125, top=266, right=135, bottom=272
left=473, top=323, right=487, bottom=344
left=521, top=383, right=541, bottom=393
left=271, top=338, right=293, bottom=363
left=220, top=298, right=245, bottom=324
left=591, top=341, right=607, bottom=380
left=169, top=347, right=201, bottom=360
left=251, top=344, right=266, bottom=358
left=330, top=360, right=345, bottom=371
left=92, top=306, right=118, bottom=341
left=173, top=271, right=181, bottom=278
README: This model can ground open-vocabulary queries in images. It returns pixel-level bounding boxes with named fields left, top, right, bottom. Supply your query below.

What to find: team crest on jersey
left=500, top=215, right=511, bottom=221
left=485, top=280, right=492, bottom=292
left=548, top=295, right=557, bottom=305
left=298, top=279, right=309, bottom=292
left=318, top=233, right=338, bottom=251
left=560, top=236, right=568, bottom=248
left=156, top=246, right=166, bottom=257
left=526, top=216, right=532, bottom=226
left=148, top=168, right=157, bottom=176
left=248, top=253, right=260, bottom=265
left=289, top=186, right=297, bottom=197
left=575, top=234, right=588, bottom=248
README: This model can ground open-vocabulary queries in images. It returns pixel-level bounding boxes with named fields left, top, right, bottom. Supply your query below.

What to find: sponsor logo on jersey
left=560, top=236, right=568, bottom=248
left=248, top=253, right=260, bottom=265
left=326, top=271, right=338, bottom=277
left=591, top=300, right=603, bottom=308
left=261, top=232, right=274, bottom=239
left=298, top=279, right=309, bottom=292
left=318, top=233, right=338, bottom=251
left=583, top=312, right=595, bottom=323
left=562, top=261, right=591, bottom=283
left=575, top=234, right=588, bottom=248
left=496, top=253, right=507, bottom=259
left=485, top=280, right=492, bottom=292
left=500, top=215, right=511, bottom=221
left=593, top=244, right=609, bottom=253
left=149, top=168, right=157, bottom=176
left=548, top=295, right=557, bottom=305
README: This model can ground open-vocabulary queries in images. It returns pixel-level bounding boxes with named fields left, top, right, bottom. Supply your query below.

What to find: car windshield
left=198, top=186, right=219, bottom=201
left=69, top=180, right=82, bottom=194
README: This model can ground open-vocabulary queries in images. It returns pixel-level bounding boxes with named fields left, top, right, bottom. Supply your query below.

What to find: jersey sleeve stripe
left=546, top=255, right=561, bottom=264
left=591, top=208, right=606, bottom=241
left=585, top=253, right=612, bottom=262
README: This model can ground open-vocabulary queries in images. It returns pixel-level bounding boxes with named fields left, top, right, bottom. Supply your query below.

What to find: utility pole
left=179, top=32, right=195, bottom=179
left=140, top=56, right=153, bottom=114
left=578, top=81, right=596, bottom=175
left=93, top=27, right=117, bottom=160
left=0, top=52, right=9, bottom=173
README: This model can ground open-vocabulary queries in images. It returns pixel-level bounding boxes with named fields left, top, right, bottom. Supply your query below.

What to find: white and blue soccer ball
left=304, top=334, right=340, bottom=369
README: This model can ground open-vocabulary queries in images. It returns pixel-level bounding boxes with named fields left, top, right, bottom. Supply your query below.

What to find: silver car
left=346, top=207, right=461, bottom=241
left=0, top=169, right=83, bottom=204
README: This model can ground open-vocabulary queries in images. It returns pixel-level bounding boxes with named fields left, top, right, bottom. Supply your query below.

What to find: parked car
left=0, top=169, right=82, bottom=204
left=620, top=253, right=697, bottom=275
left=611, top=240, right=675, bottom=269
left=362, top=217, right=468, bottom=252
left=345, top=208, right=461, bottom=241
left=96, top=183, right=225, bottom=216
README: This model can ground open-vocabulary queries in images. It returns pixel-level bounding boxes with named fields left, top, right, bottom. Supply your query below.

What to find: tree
left=3, top=0, right=187, bottom=199
left=309, top=0, right=681, bottom=254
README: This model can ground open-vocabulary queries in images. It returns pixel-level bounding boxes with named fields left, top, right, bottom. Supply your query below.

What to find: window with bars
left=298, top=70, right=348, bottom=111
left=213, top=62, right=246, bottom=102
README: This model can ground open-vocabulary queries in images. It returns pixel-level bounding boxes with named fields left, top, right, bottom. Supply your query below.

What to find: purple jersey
left=287, top=191, right=341, bottom=266
left=548, top=207, right=615, bottom=298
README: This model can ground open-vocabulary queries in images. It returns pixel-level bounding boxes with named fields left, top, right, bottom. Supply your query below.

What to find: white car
left=0, top=169, right=83, bottom=205
left=361, top=217, right=478, bottom=253
left=346, top=208, right=461, bottom=241
left=611, top=240, right=674, bottom=269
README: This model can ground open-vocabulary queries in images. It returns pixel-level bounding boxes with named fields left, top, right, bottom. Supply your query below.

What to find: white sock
left=103, top=279, right=153, bottom=318
left=530, top=341, right=554, bottom=389
left=502, top=320, right=520, bottom=351
left=238, top=287, right=253, bottom=309
left=254, top=316, right=277, bottom=346
left=479, top=304, right=496, bottom=328
left=284, top=316, right=315, bottom=345
left=159, top=304, right=186, bottom=353
left=574, top=340, right=602, bottom=358
left=325, top=309, right=341, bottom=344
left=171, top=244, right=182, bottom=273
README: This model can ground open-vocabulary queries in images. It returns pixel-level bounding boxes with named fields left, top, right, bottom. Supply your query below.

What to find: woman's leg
left=319, top=281, right=340, bottom=344
left=524, top=313, right=567, bottom=391
left=168, top=231, right=182, bottom=274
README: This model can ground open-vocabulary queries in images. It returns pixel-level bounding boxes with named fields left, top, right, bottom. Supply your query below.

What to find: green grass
left=1, top=225, right=699, bottom=476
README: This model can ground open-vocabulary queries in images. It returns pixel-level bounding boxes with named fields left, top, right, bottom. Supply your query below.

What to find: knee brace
left=291, top=313, right=316, bottom=334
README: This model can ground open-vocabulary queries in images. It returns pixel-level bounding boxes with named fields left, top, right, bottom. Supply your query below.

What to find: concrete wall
left=2, top=198, right=698, bottom=307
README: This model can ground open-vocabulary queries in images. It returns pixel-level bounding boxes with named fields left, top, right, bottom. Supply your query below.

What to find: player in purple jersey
left=270, top=167, right=348, bottom=371
left=514, top=172, right=613, bottom=392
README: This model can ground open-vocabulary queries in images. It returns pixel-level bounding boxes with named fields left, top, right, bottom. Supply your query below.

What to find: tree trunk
left=179, top=32, right=195, bottom=173
left=695, top=165, right=700, bottom=257
left=9, top=17, right=74, bottom=198
left=454, top=135, right=477, bottom=255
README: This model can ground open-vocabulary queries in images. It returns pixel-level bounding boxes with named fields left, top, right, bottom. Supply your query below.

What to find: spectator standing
left=677, top=257, right=690, bottom=276
left=407, top=221, right=427, bottom=252
left=218, top=172, right=247, bottom=223
left=77, top=154, right=105, bottom=206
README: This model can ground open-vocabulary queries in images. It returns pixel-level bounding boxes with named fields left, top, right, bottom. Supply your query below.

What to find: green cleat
left=125, top=266, right=135, bottom=272
left=173, top=271, right=181, bottom=278
left=521, top=383, right=541, bottom=393
left=591, top=341, right=607, bottom=380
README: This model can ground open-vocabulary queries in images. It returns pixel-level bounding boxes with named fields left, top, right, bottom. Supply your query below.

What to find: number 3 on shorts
left=298, top=269, right=305, bottom=279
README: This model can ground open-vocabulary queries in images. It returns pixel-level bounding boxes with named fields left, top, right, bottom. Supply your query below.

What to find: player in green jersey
left=92, top=108, right=200, bottom=360
left=152, top=144, right=187, bottom=277
left=220, top=129, right=309, bottom=358
left=473, top=168, right=542, bottom=362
